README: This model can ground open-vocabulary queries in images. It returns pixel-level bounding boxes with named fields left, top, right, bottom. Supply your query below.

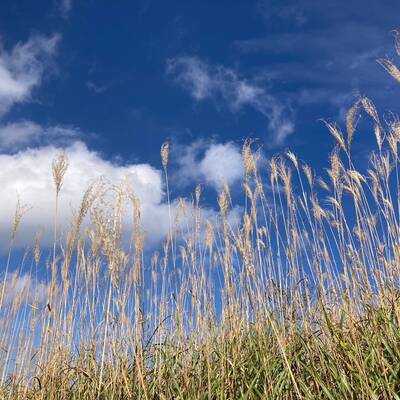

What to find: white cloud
left=199, top=143, right=244, bottom=189
left=0, top=141, right=171, bottom=249
left=265, top=104, right=295, bottom=147
left=0, top=33, right=232, bottom=250
left=0, top=121, right=79, bottom=152
left=174, top=141, right=244, bottom=191
left=0, top=34, right=60, bottom=117
left=0, top=139, right=246, bottom=250
left=0, top=121, right=41, bottom=150
left=167, top=57, right=213, bottom=100
left=167, top=56, right=294, bottom=146
left=0, top=35, right=244, bottom=251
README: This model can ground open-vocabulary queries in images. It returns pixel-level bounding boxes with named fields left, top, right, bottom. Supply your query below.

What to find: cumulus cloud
left=167, top=57, right=294, bottom=146
left=0, top=33, right=234, bottom=251
left=0, top=138, right=247, bottom=250
left=0, top=141, right=171, bottom=249
left=0, top=121, right=80, bottom=152
left=0, top=121, right=41, bottom=150
left=166, top=57, right=263, bottom=107
left=200, top=143, right=244, bottom=189
left=0, top=34, right=242, bottom=251
left=174, top=141, right=244, bottom=191
left=0, top=33, right=60, bottom=117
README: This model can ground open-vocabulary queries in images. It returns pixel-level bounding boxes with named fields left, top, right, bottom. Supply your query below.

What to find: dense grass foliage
left=2, top=37, right=400, bottom=399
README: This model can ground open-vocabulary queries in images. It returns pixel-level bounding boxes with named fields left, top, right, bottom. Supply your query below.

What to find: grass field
left=1, top=37, right=400, bottom=400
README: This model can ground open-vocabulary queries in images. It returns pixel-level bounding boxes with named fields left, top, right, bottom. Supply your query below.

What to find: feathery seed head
left=242, top=139, right=255, bottom=180
left=346, top=100, right=361, bottom=148
left=161, top=142, right=170, bottom=170
left=323, top=120, right=346, bottom=152
left=195, top=184, right=202, bottom=205
left=218, top=185, right=230, bottom=215
left=374, top=124, right=383, bottom=151
left=12, top=196, right=31, bottom=241
left=205, top=220, right=214, bottom=251
left=52, top=153, right=69, bottom=195
left=33, top=230, right=43, bottom=267
left=362, top=97, right=380, bottom=125
left=378, top=58, right=400, bottom=83
left=269, top=157, right=279, bottom=185
left=286, top=150, right=298, bottom=169
left=329, top=148, right=342, bottom=185
left=302, top=163, right=313, bottom=187
left=394, top=29, right=400, bottom=56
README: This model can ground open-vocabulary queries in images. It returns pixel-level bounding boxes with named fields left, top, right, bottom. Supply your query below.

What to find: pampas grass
left=1, top=39, right=400, bottom=400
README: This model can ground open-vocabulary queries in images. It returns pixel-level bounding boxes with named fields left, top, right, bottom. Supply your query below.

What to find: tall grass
left=1, top=38, right=400, bottom=399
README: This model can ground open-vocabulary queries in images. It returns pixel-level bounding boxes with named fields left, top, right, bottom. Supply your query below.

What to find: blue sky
left=0, top=0, right=399, bottom=250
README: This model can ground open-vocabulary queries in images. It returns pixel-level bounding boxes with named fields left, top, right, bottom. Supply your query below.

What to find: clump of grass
left=2, top=36, right=400, bottom=400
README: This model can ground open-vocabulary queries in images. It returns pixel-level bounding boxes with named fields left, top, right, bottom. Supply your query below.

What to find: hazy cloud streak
left=167, top=56, right=294, bottom=146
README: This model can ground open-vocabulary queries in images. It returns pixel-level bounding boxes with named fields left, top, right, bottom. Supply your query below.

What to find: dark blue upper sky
left=0, top=0, right=399, bottom=168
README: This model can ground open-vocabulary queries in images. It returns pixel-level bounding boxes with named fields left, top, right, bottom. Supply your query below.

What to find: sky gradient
left=0, top=0, right=399, bottom=250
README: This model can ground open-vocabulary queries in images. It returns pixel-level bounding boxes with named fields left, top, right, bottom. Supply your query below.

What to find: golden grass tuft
left=1, top=34, right=400, bottom=400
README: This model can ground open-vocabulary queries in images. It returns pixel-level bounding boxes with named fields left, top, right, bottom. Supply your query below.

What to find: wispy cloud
left=256, top=0, right=308, bottom=27
left=0, top=33, right=68, bottom=152
left=0, top=33, right=60, bottom=118
left=86, top=81, right=108, bottom=94
left=0, top=33, right=184, bottom=250
left=0, top=121, right=80, bottom=152
left=173, top=140, right=244, bottom=191
left=235, top=0, right=399, bottom=121
left=58, top=0, right=73, bottom=18
left=0, top=32, right=243, bottom=250
left=166, top=56, right=295, bottom=147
